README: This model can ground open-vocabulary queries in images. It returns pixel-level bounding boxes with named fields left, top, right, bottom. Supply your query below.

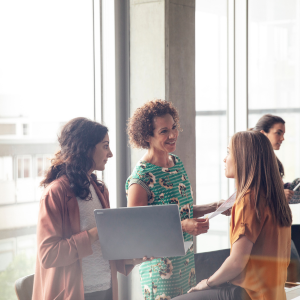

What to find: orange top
left=230, top=190, right=291, bottom=300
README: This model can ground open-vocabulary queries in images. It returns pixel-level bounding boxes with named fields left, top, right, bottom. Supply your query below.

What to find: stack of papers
left=207, top=192, right=236, bottom=219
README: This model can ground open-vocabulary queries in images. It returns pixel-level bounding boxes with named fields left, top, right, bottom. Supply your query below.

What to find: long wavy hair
left=232, top=131, right=292, bottom=227
left=40, top=117, right=108, bottom=199
left=249, top=114, right=285, bottom=177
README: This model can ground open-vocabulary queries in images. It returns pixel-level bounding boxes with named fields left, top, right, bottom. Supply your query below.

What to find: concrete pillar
left=129, top=1, right=195, bottom=299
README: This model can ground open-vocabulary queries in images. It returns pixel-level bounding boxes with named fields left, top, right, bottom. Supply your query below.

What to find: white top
left=77, top=184, right=111, bottom=293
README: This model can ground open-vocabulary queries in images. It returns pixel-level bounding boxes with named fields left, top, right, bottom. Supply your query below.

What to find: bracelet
left=206, top=277, right=214, bottom=289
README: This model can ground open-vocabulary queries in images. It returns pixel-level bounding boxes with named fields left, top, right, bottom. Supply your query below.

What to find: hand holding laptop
left=87, top=227, right=99, bottom=244
left=182, top=218, right=209, bottom=236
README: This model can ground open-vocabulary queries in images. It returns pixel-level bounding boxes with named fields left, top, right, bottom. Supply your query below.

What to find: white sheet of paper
left=207, top=192, right=236, bottom=219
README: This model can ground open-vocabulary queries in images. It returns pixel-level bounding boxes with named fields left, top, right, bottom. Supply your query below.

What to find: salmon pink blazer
left=32, top=175, right=133, bottom=300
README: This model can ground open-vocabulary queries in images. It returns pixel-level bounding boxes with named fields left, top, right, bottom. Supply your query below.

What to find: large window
left=196, top=0, right=300, bottom=253
left=248, top=0, right=300, bottom=223
left=195, top=0, right=229, bottom=253
left=0, top=1, right=115, bottom=298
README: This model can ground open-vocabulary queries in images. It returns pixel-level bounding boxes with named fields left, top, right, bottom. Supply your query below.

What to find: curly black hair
left=127, top=99, right=181, bottom=149
left=40, top=117, right=108, bottom=199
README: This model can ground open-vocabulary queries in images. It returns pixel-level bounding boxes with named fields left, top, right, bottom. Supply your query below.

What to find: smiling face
left=261, top=122, right=285, bottom=150
left=90, top=133, right=113, bottom=173
left=148, top=114, right=179, bottom=153
left=224, top=144, right=235, bottom=179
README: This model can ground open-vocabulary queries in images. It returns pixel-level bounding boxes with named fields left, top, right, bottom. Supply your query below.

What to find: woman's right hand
left=182, top=218, right=209, bottom=236
left=284, top=189, right=294, bottom=202
left=87, top=227, right=99, bottom=244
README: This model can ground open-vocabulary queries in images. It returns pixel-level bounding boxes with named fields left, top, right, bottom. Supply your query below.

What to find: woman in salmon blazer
left=32, top=118, right=146, bottom=300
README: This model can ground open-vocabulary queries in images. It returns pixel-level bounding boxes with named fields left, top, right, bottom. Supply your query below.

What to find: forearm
left=38, top=231, right=93, bottom=269
left=208, top=255, right=245, bottom=286
left=289, top=191, right=300, bottom=204
left=193, top=202, right=218, bottom=218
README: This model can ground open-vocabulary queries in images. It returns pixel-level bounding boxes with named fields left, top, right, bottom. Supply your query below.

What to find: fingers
left=193, top=218, right=209, bottom=235
left=285, top=189, right=294, bottom=196
left=222, top=208, right=232, bottom=216
left=87, top=227, right=99, bottom=244
left=284, top=189, right=294, bottom=201
left=142, top=256, right=156, bottom=261
left=217, top=200, right=225, bottom=208
left=195, top=226, right=209, bottom=235
left=195, top=219, right=209, bottom=228
left=196, top=224, right=209, bottom=230
left=188, top=286, right=199, bottom=293
left=195, top=218, right=209, bottom=223
left=183, top=218, right=210, bottom=236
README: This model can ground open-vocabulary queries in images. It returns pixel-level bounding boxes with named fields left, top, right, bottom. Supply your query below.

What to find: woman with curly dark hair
left=126, top=99, right=228, bottom=299
left=32, top=117, right=146, bottom=300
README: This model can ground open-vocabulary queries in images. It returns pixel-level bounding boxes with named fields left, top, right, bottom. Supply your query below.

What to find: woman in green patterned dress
left=126, top=100, right=226, bottom=300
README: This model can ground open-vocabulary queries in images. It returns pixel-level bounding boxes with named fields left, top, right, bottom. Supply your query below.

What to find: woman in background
left=251, top=114, right=300, bottom=204
left=32, top=118, right=147, bottom=300
left=172, top=131, right=292, bottom=300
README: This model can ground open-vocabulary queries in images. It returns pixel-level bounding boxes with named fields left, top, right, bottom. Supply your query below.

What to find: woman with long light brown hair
left=173, top=131, right=292, bottom=300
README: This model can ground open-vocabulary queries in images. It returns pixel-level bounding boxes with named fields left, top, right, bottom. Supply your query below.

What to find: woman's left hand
left=130, top=256, right=155, bottom=265
left=187, top=279, right=210, bottom=293
left=284, top=189, right=294, bottom=202
left=217, top=200, right=232, bottom=216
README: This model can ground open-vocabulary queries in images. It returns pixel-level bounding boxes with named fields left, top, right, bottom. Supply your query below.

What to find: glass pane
left=196, top=116, right=229, bottom=252
left=0, top=1, right=95, bottom=297
left=196, top=1, right=227, bottom=111
left=0, top=156, right=13, bottom=181
left=102, top=0, right=117, bottom=208
left=196, top=0, right=229, bottom=253
left=249, top=0, right=300, bottom=110
left=37, top=157, right=43, bottom=177
left=44, top=156, right=51, bottom=171
left=23, top=158, right=30, bottom=178
left=17, top=158, right=23, bottom=179
left=0, top=157, right=14, bottom=205
left=248, top=0, right=300, bottom=224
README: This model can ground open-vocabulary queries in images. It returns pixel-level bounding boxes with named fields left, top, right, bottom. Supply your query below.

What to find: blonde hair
left=231, top=131, right=292, bottom=227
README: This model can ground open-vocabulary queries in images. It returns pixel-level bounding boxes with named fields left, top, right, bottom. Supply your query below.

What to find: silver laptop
left=94, top=204, right=193, bottom=260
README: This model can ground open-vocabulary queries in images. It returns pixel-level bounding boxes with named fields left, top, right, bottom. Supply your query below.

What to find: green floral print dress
left=125, top=154, right=196, bottom=300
